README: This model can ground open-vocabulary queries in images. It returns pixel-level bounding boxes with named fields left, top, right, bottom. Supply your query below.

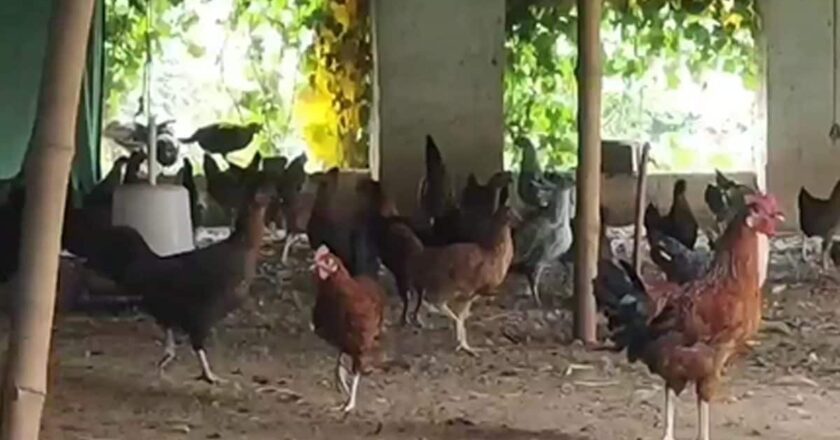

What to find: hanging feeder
left=110, top=0, right=195, bottom=256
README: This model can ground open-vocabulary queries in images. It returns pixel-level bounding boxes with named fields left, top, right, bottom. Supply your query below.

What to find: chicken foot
left=662, top=386, right=676, bottom=440
left=697, top=397, right=710, bottom=440
left=281, top=233, right=301, bottom=264
left=195, top=348, right=227, bottom=384
left=157, top=328, right=177, bottom=375
left=527, top=266, right=545, bottom=307
left=441, top=302, right=479, bottom=356
left=335, top=353, right=350, bottom=396
left=342, top=372, right=361, bottom=413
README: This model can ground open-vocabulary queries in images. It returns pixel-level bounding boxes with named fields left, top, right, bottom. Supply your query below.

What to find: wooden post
left=573, top=0, right=603, bottom=344
left=632, top=143, right=651, bottom=276
left=1, top=0, right=96, bottom=438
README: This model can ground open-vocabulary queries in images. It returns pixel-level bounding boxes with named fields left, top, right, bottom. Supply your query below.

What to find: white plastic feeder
left=112, top=184, right=195, bottom=257
left=112, top=28, right=194, bottom=257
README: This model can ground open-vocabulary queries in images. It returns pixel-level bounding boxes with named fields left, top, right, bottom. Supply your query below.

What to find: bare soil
left=7, top=231, right=840, bottom=440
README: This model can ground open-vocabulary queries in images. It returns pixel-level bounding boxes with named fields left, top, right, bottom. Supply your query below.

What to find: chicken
left=270, top=154, right=309, bottom=262
left=0, top=184, right=25, bottom=282
left=83, top=156, right=129, bottom=207
left=119, top=175, right=275, bottom=383
left=798, top=178, right=840, bottom=268
left=180, top=122, right=261, bottom=156
left=704, top=170, right=755, bottom=241
left=356, top=179, right=426, bottom=326
left=418, top=134, right=455, bottom=222
left=123, top=150, right=147, bottom=184
left=648, top=228, right=711, bottom=285
left=431, top=171, right=512, bottom=245
left=227, top=152, right=262, bottom=183
left=644, top=179, right=698, bottom=250
left=204, top=153, right=260, bottom=224
left=312, top=245, right=385, bottom=412
left=409, top=206, right=515, bottom=355
left=594, top=193, right=783, bottom=440
left=515, top=137, right=556, bottom=209
left=511, top=179, right=574, bottom=306
left=307, top=168, right=379, bottom=277
left=177, top=158, right=202, bottom=229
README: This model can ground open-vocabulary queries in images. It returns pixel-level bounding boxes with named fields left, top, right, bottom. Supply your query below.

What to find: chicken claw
left=195, top=349, right=227, bottom=384
left=456, top=343, right=482, bottom=357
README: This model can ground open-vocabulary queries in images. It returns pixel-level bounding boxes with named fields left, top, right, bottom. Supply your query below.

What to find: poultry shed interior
left=2, top=0, right=840, bottom=439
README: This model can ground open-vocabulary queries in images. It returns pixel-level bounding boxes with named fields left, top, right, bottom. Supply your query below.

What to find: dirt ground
left=7, top=230, right=840, bottom=440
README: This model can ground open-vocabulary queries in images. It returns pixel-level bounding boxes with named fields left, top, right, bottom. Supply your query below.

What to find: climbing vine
left=505, top=0, right=761, bottom=169
left=294, top=0, right=372, bottom=168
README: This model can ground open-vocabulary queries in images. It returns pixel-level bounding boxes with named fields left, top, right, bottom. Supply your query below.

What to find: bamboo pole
left=573, top=0, right=603, bottom=344
left=632, top=143, right=651, bottom=276
left=1, top=0, right=96, bottom=438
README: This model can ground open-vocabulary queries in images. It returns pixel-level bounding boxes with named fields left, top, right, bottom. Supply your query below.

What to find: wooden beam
left=573, top=0, right=603, bottom=344
left=632, top=143, right=651, bottom=276
left=1, top=0, right=96, bottom=438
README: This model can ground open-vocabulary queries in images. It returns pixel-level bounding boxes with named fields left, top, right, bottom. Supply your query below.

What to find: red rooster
left=595, top=193, right=783, bottom=440
left=312, top=245, right=385, bottom=412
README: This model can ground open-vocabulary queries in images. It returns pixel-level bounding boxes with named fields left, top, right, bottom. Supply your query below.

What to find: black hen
left=418, top=135, right=454, bottom=221
left=644, top=179, right=698, bottom=250
left=307, top=168, right=379, bottom=277
left=120, top=176, right=275, bottom=383
left=178, top=158, right=201, bottom=229
left=83, top=156, right=129, bottom=207
left=180, top=122, right=261, bottom=155
left=798, top=178, right=840, bottom=268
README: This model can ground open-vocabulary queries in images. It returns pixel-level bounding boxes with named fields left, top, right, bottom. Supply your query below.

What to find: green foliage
left=504, top=0, right=760, bottom=170
left=104, top=0, right=371, bottom=166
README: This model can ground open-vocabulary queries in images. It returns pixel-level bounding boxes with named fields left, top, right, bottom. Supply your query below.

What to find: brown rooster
left=312, top=245, right=385, bottom=412
left=595, top=193, right=783, bottom=440
left=798, top=178, right=840, bottom=269
left=644, top=179, right=698, bottom=250
left=408, top=206, right=515, bottom=355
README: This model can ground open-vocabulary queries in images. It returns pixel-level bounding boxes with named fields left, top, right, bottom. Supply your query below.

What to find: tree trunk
left=1, top=1, right=96, bottom=438
left=573, top=0, right=603, bottom=344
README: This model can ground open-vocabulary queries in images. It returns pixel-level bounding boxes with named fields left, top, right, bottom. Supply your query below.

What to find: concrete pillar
left=370, top=0, right=505, bottom=214
left=764, top=0, right=835, bottom=223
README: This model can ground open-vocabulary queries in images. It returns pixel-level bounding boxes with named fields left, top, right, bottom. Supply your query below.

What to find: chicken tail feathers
left=593, top=259, right=654, bottom=363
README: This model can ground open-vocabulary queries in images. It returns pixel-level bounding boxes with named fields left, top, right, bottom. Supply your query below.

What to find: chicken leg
left=281, top=233, right=300, bottom=264
left=662, top=386, right=676, bottom=440
left=441, top=301, right=479, bottom=356
left=195, top=348, right=226, bottom=384
left=342, top=372, right=361, bottom=413
left=697, top=397, right=710, bottom=440
left=335, top=353, right=350, bottom=396
left=157, top=328, right=177, bottom=374
left=528, top=266, right=545, bottom=307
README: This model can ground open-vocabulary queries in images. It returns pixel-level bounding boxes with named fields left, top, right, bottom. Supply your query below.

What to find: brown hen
left=312, top=245, right=385, bottom=412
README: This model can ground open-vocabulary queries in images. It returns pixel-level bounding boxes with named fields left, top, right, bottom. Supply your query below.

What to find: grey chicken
left=647, top=228, right=711, bottom=285
left=515, top=137, right=556, bottom=209
left=511, top=179, right=574, bottom=306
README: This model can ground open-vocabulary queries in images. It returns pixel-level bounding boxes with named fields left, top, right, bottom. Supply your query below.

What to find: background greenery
left=104, top=0, right=759, bottom=171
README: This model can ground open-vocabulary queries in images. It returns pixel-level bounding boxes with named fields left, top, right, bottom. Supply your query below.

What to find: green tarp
left=0, top=0, right=103, bottom=189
